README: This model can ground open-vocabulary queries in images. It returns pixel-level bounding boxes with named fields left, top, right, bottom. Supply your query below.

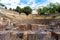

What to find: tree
left=47, top=7, right=56, bottom=14
left=43, top=7, right=49, bottom=14
left=9, top=8, right=12, bottom=10
left=37, top=7, right=48, bottom=15
left=0, top=3, right=5, bottom=7
left=22, top=6, right=32, bottom=15
left=5, top=7, right=7, bottom=9
left=37, top=3, right=60, bottom=15
left=56, top=4, right=60, bottom=12
left=13, top=9, right=15, bottom=11
left=15, top=6, right=22, bottom=14
left=47, top=3, right=57, bottom=14
left=37, top=3, right=57, bottom=15
left=37, top=8, right=44, bottom=15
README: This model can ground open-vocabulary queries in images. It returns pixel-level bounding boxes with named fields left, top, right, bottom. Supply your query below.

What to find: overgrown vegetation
left=37, top=3, right=56, bottom=15
left=13, top=3, right=60, bottom=15
left=12, top=6, right=32, bottom=15
left=14, top=6, right=22, bottom=14
left=1, top=3, right=60, bottom=15
left=22, top=6, right=32, bottom=15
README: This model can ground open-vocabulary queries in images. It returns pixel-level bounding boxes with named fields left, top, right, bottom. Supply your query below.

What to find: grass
left=55, top=16, right=60, bottom=19
left=5, top=13, right=60, bottom=20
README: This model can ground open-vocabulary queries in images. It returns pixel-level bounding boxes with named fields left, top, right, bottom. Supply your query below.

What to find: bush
left=22, top=6, right=32, bottom=15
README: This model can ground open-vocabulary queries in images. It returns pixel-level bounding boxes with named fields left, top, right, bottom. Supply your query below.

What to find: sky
left=0, top=0, right=60, bottom=9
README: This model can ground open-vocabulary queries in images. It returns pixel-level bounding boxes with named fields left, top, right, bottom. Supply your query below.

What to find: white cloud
left=0, top=0, right=60, bottom=9
left=0, top=0, right=20, bottom=8
left=0, top=0, right=20, bottom=5
left=19, top=3, right=28, bottom=8
left=49, top=0, right=60, bottom=3
left=0, top=0, right=36, bottom=8
left=19, top=0, right=36, bottom=8
left=36, top=0, right=60, bottom=9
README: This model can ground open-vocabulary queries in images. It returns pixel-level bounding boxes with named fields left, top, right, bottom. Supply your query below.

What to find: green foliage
left=13, top=9, right=15, bottom=11
left=9, top=8, right=12, bottom=10
left=5, top=7, right=7, bottom=9
left=37, top=8, right=44, bottom=15
left=47, top=3, right=57, bottom=13
left=15, top=6, right=22, bottom=14
left=3, top=2, right=60, bottom=15
left=56, top=4, right=60, bottom=12
left=48, top=3, right=56, bottom=8
left=0, top=3, right=5, bottom=7
left=37, top=3, right=57, bottom=15
left=37, top=7, right=49, bottom=15
left=47, top=8, right=55, bottom=14
left=22, top=6, right=32, bottom=15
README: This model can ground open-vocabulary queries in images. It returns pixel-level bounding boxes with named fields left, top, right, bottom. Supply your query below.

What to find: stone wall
left=15, top=24, right=48, bottom=31
left=0, top=31, right=52, bottom=40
